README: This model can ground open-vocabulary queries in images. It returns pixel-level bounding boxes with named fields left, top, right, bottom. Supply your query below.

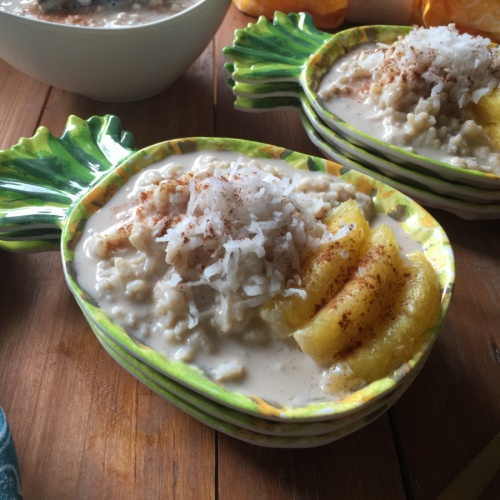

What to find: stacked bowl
left=0, top=115, right=454, bottom=447
left=223, top=12, right=500, bottom=220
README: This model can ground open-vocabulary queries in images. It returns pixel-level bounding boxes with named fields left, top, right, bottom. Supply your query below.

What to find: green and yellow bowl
left=0, top=115, right=455, bottom=445
left=224, top=13, right=500, bottom=191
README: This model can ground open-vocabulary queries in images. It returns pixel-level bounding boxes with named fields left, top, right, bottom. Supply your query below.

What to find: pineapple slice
left=484, top=123, right=500, bottom=150
left=264, top=199, right=370, bottom=330
left=293, top=224, right=405, bottom=366
left=327, top=251, right=441, bottom=386
left=473, top=87, right=500, bottom=124
left=472, top=88, right=500, bottom=149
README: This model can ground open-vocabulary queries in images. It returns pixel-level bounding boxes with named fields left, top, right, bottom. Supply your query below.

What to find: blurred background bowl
left=0, top=0, right=231, bottom=102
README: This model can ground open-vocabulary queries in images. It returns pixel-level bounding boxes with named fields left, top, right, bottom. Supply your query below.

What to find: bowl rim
left=61, top=136, right=455, bottom=422
left=0, top=0, right=228, bottom=31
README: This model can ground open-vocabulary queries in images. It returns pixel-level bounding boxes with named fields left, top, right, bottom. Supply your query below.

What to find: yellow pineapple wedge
left=472, top=88, right=500, bottom=149
left=483, top=123, right=500, bottom=149
left=327, top=251, right=442, bottom=387
left=293, top=224, right=405, bottom=366
left=262, top=199, right=370, bottom=330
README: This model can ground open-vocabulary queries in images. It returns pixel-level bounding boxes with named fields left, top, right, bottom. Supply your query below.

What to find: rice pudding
left=318, top=25, right=500, bottom=175
left=73, top=151, right=437, bottom=405
left=0, top=0, right=200, bottom=26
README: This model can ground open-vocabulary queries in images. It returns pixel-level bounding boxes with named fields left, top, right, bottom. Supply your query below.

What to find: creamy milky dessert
left=0, top=0, right=200, bottom=26
left=74, top=151, right=440, bottom=405
left=319, top=25, right=500, bottom=175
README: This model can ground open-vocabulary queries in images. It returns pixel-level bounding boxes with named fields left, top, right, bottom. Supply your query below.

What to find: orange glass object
left=416, top=0, right=500, bottom=43
left=233, top=0, right=500, bottom=42
left=231, top=0, right=348, bottom=29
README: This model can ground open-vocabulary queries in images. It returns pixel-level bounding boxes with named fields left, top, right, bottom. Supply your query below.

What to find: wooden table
left=1, top=5, right=499, bottom=499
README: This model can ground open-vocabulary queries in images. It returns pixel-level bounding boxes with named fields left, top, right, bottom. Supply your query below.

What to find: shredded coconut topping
left=321, top=24, right=500, bottom=113
left=368, top=24, right=500, bottom=110
left=153, top=158, right=338, bottom=333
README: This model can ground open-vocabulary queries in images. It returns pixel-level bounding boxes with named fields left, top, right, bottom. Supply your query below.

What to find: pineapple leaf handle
left=223, top=11, right=331, bottom=83
left=0, top=114, right=136, bottom=252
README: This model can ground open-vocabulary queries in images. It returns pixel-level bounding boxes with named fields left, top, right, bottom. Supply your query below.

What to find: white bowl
left=0, top=0, right=231, bottom=102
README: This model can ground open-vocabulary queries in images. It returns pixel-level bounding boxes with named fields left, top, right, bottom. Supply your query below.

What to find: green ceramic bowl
left=0, top=115, right=455, bottom=432
left=223, top=12, right=500, bottom=190
left=298, top=96, right=500, bottom=207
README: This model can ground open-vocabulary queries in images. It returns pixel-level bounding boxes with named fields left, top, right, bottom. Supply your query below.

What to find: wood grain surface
left=0, top=4, right=499, bottom=499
